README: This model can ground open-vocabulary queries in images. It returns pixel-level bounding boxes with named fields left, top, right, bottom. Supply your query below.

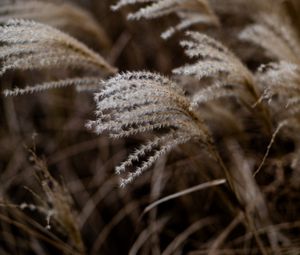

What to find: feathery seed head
left=112, top=0, right=219, bottom=39
left=256, top=61, right=300, bottom=121
left=173, top=31, right=259, bottom=106
left=0, top=1, right=111, bottom=48
left=0, top=19, right=115, bottom=96
left=174, top=31, right=252, bottom=83
left=239, top=13, right=300, bottom=63
left=87, top=71, right=212, bottom=186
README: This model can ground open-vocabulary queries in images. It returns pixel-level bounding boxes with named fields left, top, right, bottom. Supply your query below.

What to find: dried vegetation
left=1, top=0, right=300, bottom=254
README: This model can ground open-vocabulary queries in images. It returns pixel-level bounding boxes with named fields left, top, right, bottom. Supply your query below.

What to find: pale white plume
left=1, top=19, right=116, bottom=96
left=239, top=13, right=300, bottom=63
left=173, top=31, right=259, bottom=106
left=112, top=0, right=219, bottom=39
left=87, top=71, right=212, bottom=186
left=0, top=1, right=110, bottom=47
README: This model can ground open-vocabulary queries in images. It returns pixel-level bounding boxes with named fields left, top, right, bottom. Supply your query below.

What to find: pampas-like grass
left=241, top=9, right=300, bottom=128
left=1, top=19, right=115, bottom=96
left=0, top=0, right=111, bottom=48
left=86, top=71, right=214, bottom=186
left=1, top=0, right=300, bottom=254
left=112, top=0, right=219, bottom=39
left=173, top=31, right=257, bottom=105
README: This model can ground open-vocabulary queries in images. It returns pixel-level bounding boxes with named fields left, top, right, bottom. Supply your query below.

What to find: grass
left=1, top=0, right=300, bottom=254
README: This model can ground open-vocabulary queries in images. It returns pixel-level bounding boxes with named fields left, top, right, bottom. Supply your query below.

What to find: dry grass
left=1, top=0, right=300, bottom=254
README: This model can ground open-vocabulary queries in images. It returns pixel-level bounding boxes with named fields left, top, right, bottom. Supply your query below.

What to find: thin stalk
left=245, top=78, right=273, bottom=136
left=206, top=142, right=268, bottom=255
left=244, top=209, right=269, bottom=255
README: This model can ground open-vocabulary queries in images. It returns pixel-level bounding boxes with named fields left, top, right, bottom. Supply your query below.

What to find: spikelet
left=173, top=31, right=257, bottom=106
left=112, top=0, right=219, bottom=39
left=29, top=151, right=85, bottom=253
left=3, top=77, right=102, bottom=96
left=0, top=19, right=116, bottom=96
left=111, top=0, right=154, bottom=11
left=239, top=13, right=300, bottom=63
left=239, top=10, right=300, bottom=129
left=256, top=61, right=300, bottom=121
left=0, top=1, right=110, bottom=48
left=233, top=5, right=300, bottom=211
left=87, top=71, right=213, bottom=187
